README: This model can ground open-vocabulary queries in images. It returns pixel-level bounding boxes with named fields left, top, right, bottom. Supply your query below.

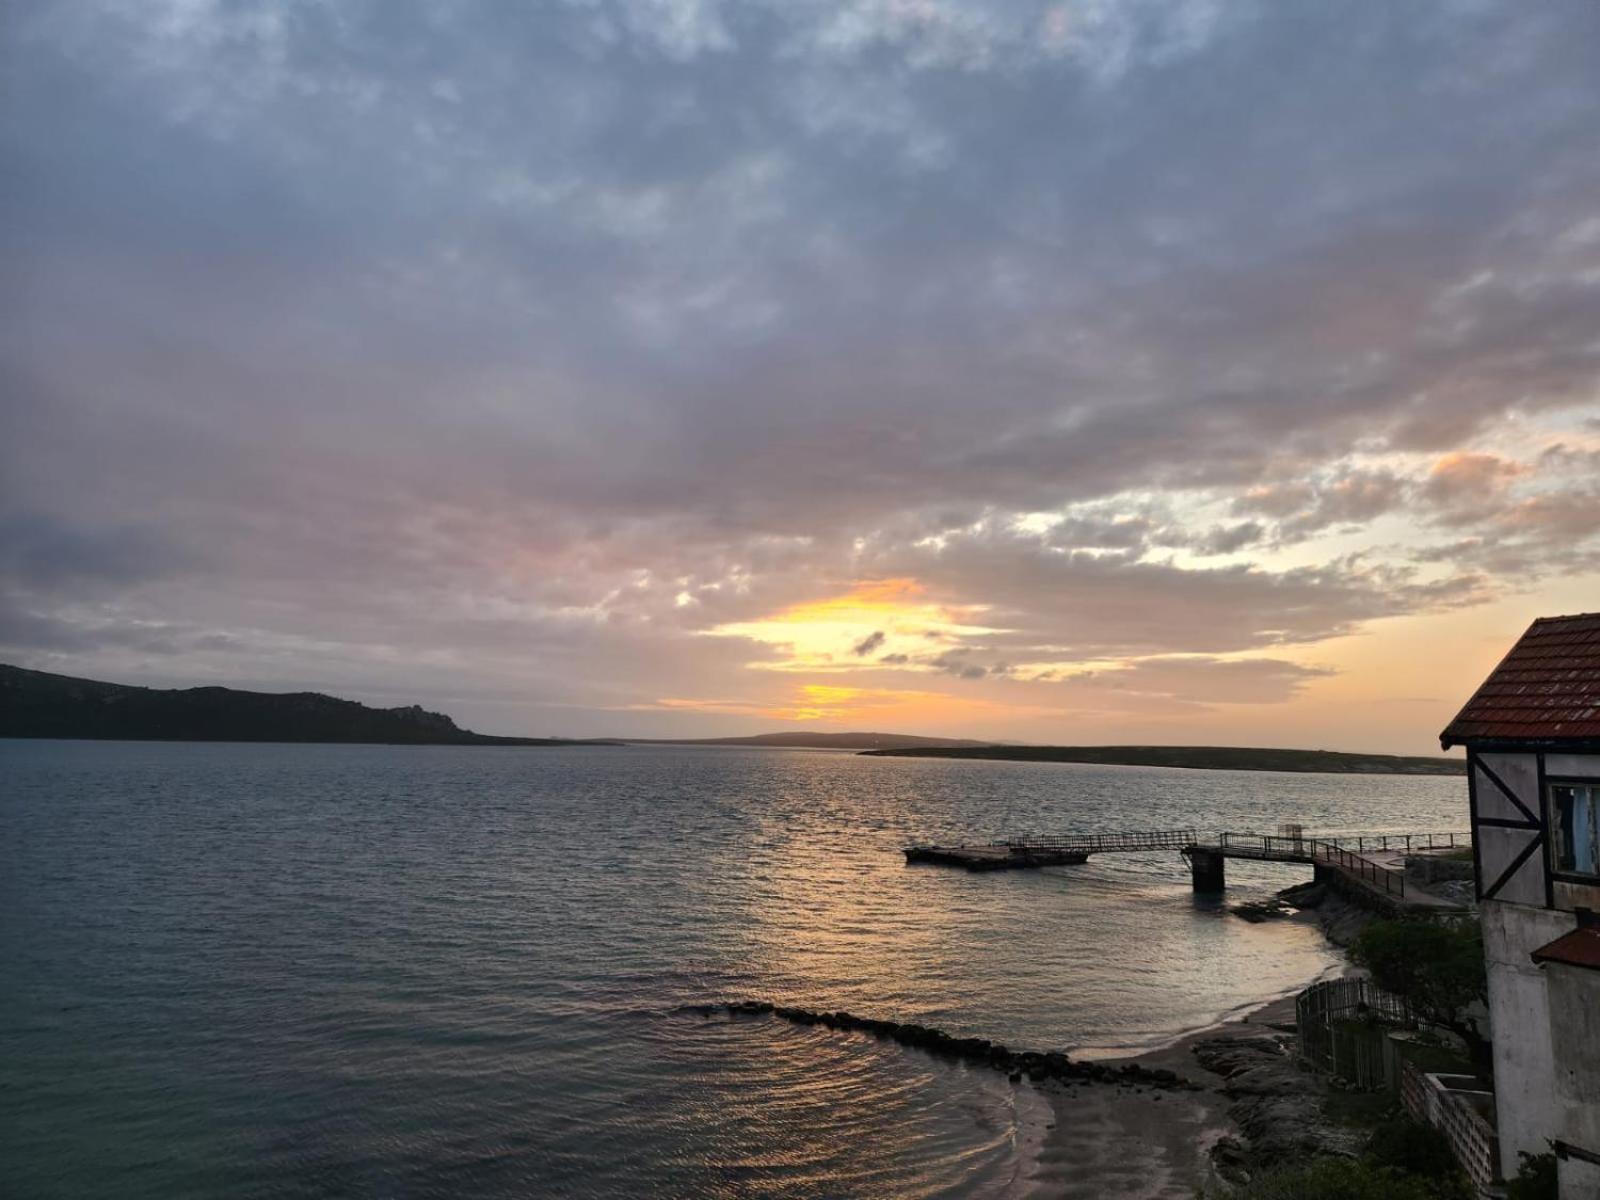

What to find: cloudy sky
left=4, top=1, right=1599, bottom=752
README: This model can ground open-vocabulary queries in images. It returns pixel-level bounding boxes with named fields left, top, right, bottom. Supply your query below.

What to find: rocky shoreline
left=1187, top=1013, right=1361, bottom=1185
left=685, top=990, right=1352, bottom=1195
left=682, top=999, right=1206, bottom=1092
left=1232, top=877, right=1378, bottom=946
left=685, top=879, right=1385, bottom=1195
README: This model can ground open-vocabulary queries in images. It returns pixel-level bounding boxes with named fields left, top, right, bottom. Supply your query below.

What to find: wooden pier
left=905, top=828, right=1470, bottom=907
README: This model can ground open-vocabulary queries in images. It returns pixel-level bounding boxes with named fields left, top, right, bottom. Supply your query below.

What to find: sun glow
left=705, top=578, right=1005, bottom=672
left=655, top=682, right=1060, bottom=724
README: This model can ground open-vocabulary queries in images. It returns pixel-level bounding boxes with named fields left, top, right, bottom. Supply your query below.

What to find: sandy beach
left=1018, top=990, right=1305, bottom=1198
left=1019, top=881, right=1377, bottom=1199
left=1011, top=990, right=1286, bottom=1198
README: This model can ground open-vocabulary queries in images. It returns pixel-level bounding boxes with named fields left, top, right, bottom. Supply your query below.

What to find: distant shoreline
left=3, top=664, right=1465, bottom=768
left=857, top=744, right=1465, bottom=775
left=0, top=663, right=613, bottom=747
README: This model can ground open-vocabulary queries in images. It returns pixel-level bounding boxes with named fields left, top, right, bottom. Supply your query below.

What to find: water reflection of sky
left=0, top=741, right=1467, bottom=1198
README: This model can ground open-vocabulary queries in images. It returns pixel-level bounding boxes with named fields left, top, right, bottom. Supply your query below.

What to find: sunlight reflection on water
left=0, top=741, right=1465, bottom=1197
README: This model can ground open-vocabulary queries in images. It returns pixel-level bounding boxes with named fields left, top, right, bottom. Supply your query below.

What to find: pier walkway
left=904, top=829, right=1197, bottom=871
left=905, top=828, right=1470, bottom=909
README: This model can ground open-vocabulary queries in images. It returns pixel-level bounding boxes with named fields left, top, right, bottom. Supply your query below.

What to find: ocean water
left=0, top=740, right=1467, bottom=1198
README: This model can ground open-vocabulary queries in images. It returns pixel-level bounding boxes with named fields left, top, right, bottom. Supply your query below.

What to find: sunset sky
left=3, top=2, right=1598, bottom=754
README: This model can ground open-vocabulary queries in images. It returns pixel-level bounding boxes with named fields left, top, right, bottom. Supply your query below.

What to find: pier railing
left=996, top=829, right=1198, bottom=854
left=1217, top=832, right=1416, bottom=897
left=908, top=825, right=1470, bottom=898
left=1342, top=832, right=1462, bottom=853
left=1312, top=839, right=1406, bottom=897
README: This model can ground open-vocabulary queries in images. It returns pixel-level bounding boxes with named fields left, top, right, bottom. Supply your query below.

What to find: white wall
left=1558, top=1155, right=1600, bottom=1200
left=1482, top=900, right=1574, bottom=1169
left=1473, top=751, right=1547, bottom=908
left=1546, top=963, right=1600, bottom=1200
left=1545, top=753, right=1600, bottom=778
left=1474, top=749, right=1600, bottom=1193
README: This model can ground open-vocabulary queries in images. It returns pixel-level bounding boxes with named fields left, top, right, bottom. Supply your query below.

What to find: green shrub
left=1504, top=1151, right=1558, bottom=1200
left=1365, top=1117, right=1470, bottom=1193
left=1196, top=1158, right=1441, bottom=1200
left=1197, top=1122, right=1475, bottom=1200
left=1350, top=917, right=1489, bottom=1067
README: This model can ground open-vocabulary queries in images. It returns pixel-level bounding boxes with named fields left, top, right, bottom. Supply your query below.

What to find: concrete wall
left=1552, top=878, right=1600, bottom=912
left=1471, top=750, right=1600, bottom=1193
left=1558, top=1154, right=1600, bottom=1200
left=1546, top=963, right=1600, bottom=1182
left=1482, top=900, right=1573, bottom=1169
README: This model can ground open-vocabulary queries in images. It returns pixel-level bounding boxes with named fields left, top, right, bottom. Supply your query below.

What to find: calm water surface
left=0, top=741, right=1466, bottom=1198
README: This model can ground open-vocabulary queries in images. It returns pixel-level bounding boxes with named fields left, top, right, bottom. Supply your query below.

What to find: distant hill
left=0, top=664, right=612, bottom=747
left=627, top=732, right=992, bottom=751
left=858, top=743, right=1466, bottom=775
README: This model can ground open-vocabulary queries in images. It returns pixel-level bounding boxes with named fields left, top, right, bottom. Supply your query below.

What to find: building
left=1441, top=612, right=1600, bottom=1197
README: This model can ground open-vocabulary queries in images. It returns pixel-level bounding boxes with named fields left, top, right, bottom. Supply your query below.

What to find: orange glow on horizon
left=705, top=578, right=1005, bottom=674
left=655, top=682, right=1061, bottom=724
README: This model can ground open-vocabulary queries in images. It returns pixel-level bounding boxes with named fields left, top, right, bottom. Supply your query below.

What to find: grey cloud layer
left=2, top=1, right=1598, bottom=731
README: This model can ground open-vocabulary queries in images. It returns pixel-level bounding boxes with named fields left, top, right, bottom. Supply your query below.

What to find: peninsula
left=0, top=664, right=612, bottom=747
left=3, top=663, right=1467, bottom=772
left=859, top=743, right=1465, bottom=775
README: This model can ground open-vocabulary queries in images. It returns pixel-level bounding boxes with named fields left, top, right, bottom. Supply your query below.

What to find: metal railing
left=1315, top=839, right=1406, bottom=896
left=1298, top=976, right=1414, bottom=1087
left=1320, top=832, right=1466, bottom=853
left=994, top=829, right=1198, bottom=854
left=1216, top=832, right=1413, bottom=897
left=939, top=827, right=1472, bottom=899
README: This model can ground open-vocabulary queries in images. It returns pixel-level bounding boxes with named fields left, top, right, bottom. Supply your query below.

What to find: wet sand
left=1023, top=993, right=1303, bottom=1198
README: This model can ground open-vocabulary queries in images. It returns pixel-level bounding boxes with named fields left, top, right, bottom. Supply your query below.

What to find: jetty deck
left=905, top=828, right=1470, bottom=908
left=904, top=829, right=1197, bottom=871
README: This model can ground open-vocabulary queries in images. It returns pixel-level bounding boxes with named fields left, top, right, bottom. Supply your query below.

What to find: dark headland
left=2, top=663, right=1466, bottom=771
left=0, top=664, right=614, bottom=746
left=859, top=743, right=1465, bottom=775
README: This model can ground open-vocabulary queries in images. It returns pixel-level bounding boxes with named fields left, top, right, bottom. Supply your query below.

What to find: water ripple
left=0, top=740, right=1464, bottom=1198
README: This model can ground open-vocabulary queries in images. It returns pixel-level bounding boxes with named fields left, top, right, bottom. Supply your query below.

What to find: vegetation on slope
left=1351, top=917, right=1489, bottom=1068
left=0, top=664, right=609, bottom=746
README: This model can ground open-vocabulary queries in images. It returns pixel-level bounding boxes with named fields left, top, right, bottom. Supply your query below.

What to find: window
left=1550, top=783, right=1600, bottom=878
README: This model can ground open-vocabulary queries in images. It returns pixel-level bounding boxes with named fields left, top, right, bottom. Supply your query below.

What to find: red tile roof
left=1440, top=612, right=1600, bottom=748
left=1531, top=926, right=1600, bottom=972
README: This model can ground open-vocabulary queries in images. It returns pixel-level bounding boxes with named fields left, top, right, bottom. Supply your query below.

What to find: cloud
left=863, top=523, right=1488, bottom=660
left=1408, top=445, right=1600, bottom=577
left=1075, top=655, right=1334, bottom=706
left=1235, top=469, right=1410, bottom=539
left=1, top=1, right=1597, bottom=741
left=851, top=629, right=886, bottom=656
left=0, top=511, right=191, bottom=591
left=1421, top=452, right=1528, bottom=520
left=1196, top=521, right=1266, bottom=555
left=928, top=649, right=988, bottom=680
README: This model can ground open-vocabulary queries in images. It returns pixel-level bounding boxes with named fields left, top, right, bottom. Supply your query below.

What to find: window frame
left=1546, top=775, right=1600, bottom=884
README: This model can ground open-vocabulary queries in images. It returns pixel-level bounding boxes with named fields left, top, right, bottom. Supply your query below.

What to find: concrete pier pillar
left=1188, top=850, right=1226, bottom=893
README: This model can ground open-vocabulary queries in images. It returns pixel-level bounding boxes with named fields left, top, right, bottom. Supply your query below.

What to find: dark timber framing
left=1467, top=748, right=1545, bottom=902
left=1539, top=753, right=1553, bottom=907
